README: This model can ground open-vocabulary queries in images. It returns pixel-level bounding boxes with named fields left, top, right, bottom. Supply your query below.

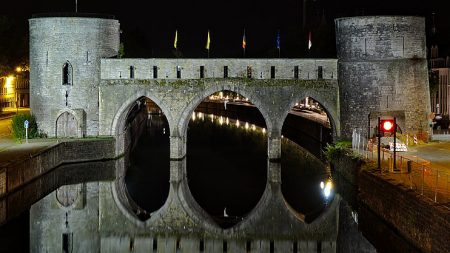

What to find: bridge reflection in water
left=2, top=97, right=360, bottom=252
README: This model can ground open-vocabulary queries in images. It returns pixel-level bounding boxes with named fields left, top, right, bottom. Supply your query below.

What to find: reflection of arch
left=55, top=109, right=85, bottom=138
left=62, top=61, right=73, bottom=85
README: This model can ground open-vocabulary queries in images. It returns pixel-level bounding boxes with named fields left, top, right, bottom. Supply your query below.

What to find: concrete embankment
left=333, top=155, right=450, bottom=253
left=0, top=138, right=116, bottom=225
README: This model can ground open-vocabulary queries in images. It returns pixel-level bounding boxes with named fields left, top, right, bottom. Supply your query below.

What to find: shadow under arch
left=183, top=89, right=269, bottom=229
left=279, top=95, right=335, bottom=220
left=113, top=95, right=171, bottom=221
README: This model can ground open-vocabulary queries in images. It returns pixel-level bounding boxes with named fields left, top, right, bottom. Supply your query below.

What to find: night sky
left=0, top=0, right=449, bottom=60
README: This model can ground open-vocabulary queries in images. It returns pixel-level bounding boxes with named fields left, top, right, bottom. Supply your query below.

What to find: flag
left=206, top=30, right=210, bottom=50
left=276, top=30, right=281, bottom=49
left=242, top=29, right=246, bottom=49
left=174, top=30, right=178, bottom=49
left=308, top=31, right=312, bottom=50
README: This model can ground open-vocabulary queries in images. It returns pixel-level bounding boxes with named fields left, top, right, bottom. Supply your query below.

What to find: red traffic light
left=379, top=119, right=395, bottom=133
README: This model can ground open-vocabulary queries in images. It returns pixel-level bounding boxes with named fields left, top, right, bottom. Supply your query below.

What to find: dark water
left=0, top=103, right=380, bottom=252
left=124, top=107, right=330, bottom=227
left=125, top=113, right=170, bottom=214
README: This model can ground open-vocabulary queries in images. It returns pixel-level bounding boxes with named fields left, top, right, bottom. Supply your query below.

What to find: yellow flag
left=206, top=30, right=211, bottom=50
left=174, top=30, right=178, bottom=49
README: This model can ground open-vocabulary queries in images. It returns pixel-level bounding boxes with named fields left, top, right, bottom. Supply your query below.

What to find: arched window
left=62, top=61, right=73, bottom=85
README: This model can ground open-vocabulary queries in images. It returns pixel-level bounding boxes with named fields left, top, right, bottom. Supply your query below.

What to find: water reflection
left=0, top=160, right=116, bottom=252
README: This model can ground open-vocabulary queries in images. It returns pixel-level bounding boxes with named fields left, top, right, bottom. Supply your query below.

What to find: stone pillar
left=170, top=135, right=186, bottom=159
left=170, top=160, right=185, bottom=183
left=268, top=131, right=282, bottom=184
left=268, top=162, right=281, bottom=184
left=268, top=135, right=281, bottom=160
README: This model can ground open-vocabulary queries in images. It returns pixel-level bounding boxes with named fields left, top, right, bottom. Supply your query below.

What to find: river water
left=0, top=101, right=380, bottom=252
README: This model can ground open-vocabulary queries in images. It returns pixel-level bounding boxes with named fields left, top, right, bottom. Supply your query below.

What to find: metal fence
left=352, top=129, right=450, bottom=206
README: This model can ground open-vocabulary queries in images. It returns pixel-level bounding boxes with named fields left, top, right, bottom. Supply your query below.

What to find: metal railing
left=354, top=142, right=450, bottom=206
left=351, top=129, right=449, bottom=205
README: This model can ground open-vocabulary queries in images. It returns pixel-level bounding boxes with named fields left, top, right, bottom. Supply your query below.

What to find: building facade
left=0, top=71, right=29, bottom=112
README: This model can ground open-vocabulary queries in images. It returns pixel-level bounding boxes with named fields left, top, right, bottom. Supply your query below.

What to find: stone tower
left=335, top=16, right=431, bottom=139
left=29, top=14, right=120, bottom=137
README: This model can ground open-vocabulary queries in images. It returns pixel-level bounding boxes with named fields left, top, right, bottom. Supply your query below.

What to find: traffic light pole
left=377, top=117, right=381, bottom=171
left=393, top=117, right=397, bottom=171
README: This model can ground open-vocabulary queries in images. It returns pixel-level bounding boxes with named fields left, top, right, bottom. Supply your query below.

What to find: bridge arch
left=178, top=82, right=273, bottom=140
left=181, top=86, right=269, bottom=228
left=278, top=93, right=336, bottom=221
left=280, top=93, right=339, bottom=139
left=111, top=91, right=173, bottom=156
left=112, top=94, right=172, bottom=222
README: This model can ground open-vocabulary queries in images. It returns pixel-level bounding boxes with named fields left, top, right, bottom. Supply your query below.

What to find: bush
left=323, top=141, right=352, bottom=163
left=11, top=113, right=40, bottom=140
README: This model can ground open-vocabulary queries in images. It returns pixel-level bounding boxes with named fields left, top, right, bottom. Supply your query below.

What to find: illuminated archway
left=186, top=90, right=268, bottom=228
left=122, top=97, right=170, bottom=221
left=280, top=96, right=334, bottom=222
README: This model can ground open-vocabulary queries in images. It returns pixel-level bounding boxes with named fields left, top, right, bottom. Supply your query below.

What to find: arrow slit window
left=62, top=61, right=73, bottom=85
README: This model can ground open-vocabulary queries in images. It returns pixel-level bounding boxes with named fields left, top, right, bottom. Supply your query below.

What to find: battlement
left=101, top=58, right=338, bottom=80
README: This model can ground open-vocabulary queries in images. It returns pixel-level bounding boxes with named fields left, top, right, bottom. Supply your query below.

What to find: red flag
left=242, top=30, right=246, bottom=49
left=308, top=31, right=312, bottom=50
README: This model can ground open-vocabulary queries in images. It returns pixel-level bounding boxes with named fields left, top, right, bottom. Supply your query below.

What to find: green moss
left=106, top=78, right=334, bottom=89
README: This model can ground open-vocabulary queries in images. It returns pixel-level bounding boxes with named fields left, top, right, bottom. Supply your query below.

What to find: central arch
left=184, top=90, right=269, bottom=228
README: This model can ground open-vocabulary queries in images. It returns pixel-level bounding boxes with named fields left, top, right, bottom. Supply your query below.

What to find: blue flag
left=276, top=30, right=281, bottom=49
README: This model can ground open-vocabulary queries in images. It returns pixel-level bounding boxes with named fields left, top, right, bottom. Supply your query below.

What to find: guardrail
left=355, top=143, right=449, bottom=206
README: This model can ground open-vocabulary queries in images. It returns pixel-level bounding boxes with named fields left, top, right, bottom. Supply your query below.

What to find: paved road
left=0, top=118, right=12, bottom=138
left=404, top=141, right=450, bottom=171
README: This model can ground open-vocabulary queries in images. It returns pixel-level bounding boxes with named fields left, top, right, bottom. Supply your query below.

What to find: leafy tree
left=11, top=113, right=40, bottom=140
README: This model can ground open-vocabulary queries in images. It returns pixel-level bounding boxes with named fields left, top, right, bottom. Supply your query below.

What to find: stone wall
left=358, top=170, right=450, bottom=253
left=0, top=139, right=115, bottom=199
left=335, top=16, right=431, bottom=139
left=29, top=15, right=120, bottom=137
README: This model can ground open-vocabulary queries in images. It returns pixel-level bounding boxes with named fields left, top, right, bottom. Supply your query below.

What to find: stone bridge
left=98, top=58, right=340, bottom=159
left=27, top=15, right=432, bottom=252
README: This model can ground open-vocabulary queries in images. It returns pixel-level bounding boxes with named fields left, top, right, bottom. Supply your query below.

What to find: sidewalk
left=363, top=140, right=450, bottom=206
left=0, top=108, right=57, bottom=168
left=0, top=138, right=57, bottom=168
